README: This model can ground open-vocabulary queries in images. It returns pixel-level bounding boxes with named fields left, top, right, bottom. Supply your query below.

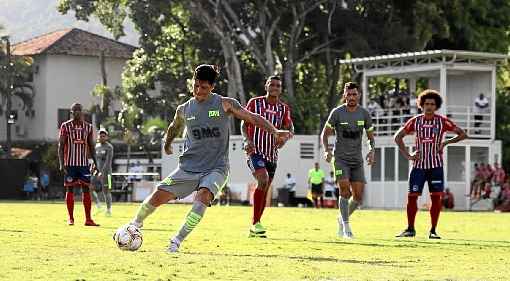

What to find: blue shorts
left=408, top=167, right=444, bottom=195
left=64, top=166, right=91, bottom=187
left=247, top=153, right=277, bottom=179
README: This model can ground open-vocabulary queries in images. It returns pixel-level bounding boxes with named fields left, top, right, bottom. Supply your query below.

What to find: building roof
left=12, top=28, right=136, bottom=59
left=339, top=50, right=509, bottom=65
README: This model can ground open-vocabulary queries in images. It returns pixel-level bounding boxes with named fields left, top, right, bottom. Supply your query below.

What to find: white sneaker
left=105, top=208, right=112, bottom=217
left=337, top=218, right=343, bottom=237
left=167, top=237, right=181, bottom=253
left=342, top=222, right=354, bottom=239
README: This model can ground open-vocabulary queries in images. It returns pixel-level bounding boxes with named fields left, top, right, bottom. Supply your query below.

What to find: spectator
left=492, top=162, right=506, bottom=186
left=442, top=188, right=455, bottom=209
left=23, top=175, right=37, bottom=200
left=495, top=180, right=510, bottom=212
left=367, top=99, right=382, bottom=118
left=308, top=162, right=325, bottom=208
left=284, top=173, right=297, bottom=205
left=324, top=171, right=337, bottom=208
left=128, top=161, right=144, bottom=182
left=482, top=182, right=492, bottom=199
left=473, top=93, right=489, bottom=133
left=39, top=170, right=50, bottom=200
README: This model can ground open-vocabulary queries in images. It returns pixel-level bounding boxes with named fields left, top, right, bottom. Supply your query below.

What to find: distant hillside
left=0, top=0, right=138, bottom=45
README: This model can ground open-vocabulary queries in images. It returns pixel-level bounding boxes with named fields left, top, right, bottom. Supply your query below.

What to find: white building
left=0, top=28, right=135, bottom=142
left=339, top=50, right=508, bottom=210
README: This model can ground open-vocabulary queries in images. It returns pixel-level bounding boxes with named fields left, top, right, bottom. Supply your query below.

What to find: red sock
left=259, top=189, right=268, bottom=220
left=65, top=191, right=74, bottom=220
left=252, top=188, right=265, bottom=224
left=430, top=193, right=443, bottom=232
left=407, top=194, right=418, bottom=229
left=82, top=191, right=92, bottom=221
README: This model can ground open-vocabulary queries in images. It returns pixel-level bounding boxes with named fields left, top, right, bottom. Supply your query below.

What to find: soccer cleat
left=167, top=237, right=181, bottom=253
left=67, top=218, right=75, bottom=226
left=342, top=222, right=354, bottom=239
left=396, top=228, right=416, bottom=238
left=105, top=209, right=112, bottom=217
left=84, top=220, right=100, bottom=226
left=336, top=218, right=343, bottom=237
left=249, top=222, right=267, bottom=238
left=428, top=232, right=441, bottom=239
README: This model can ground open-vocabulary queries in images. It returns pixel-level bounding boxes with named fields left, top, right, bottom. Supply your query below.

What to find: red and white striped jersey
left=59, top=120, right=93, bottom=167
left=245, top=96, right=293, bottom=163
left=403, top=114, right=458, bottom=169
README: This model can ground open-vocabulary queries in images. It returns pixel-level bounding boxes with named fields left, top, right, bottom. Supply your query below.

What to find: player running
left=91, top=128, right=114, bottom=216
left=241, top=75, right=294, bottom=238
left=395, top=89, right=466, bottom=239
left=58, top=103, right=100, bottom=226
left=126, top=65, right=291, bottom=252
left=321, top=82, right=375, bottom=239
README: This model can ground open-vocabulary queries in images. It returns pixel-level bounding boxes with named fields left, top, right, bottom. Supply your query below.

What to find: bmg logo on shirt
left=192, top=127, right=221, bottom=140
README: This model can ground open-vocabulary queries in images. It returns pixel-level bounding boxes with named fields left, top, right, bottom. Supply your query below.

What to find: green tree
left=0, top=33, right=35, bottom=157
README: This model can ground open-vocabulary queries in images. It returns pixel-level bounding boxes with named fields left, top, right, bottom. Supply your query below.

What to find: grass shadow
left=183, top=251, right=409, bottom=268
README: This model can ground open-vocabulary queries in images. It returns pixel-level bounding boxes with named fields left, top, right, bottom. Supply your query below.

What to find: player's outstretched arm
left=163, top=105, right=185, bottom=155
left=222, top=97, right=291, bottom=141
left=321, top=123, right=335, bottom=163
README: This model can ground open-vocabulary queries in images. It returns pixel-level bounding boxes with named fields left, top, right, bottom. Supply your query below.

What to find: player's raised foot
left=428, top=231, right=441, bottom=239
left=84, top=219, right=100, bottom=226
left=342, top=222, right=354, bottom=239
left=67, top=218, right=75, bottom=226
left=167, top=237, right=181, bottom=253
left=396, top=228, right=416, bottom=238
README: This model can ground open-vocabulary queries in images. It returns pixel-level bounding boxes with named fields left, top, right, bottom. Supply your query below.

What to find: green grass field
left=1, top=201, right=509, bottom=281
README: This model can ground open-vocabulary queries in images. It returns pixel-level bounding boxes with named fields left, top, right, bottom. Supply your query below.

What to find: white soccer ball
left=113, top=224, right=143, bottom=251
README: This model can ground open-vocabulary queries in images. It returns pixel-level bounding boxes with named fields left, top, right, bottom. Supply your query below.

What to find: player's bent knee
left=196, top=187, right=214, bottom=205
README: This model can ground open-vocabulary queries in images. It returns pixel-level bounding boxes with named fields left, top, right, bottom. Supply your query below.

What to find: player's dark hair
left=266, top=75, right=281, bottom=83
left=194, top=64, right=220, bottom=85
left=70, top=103, right=82, bottom=111
left=417, top=89, right=442, bottom=109
left=344, top=82, right=359, bottom=90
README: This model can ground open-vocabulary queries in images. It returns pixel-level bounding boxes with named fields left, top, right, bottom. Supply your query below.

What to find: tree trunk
left=5, top=38, right=12, bottom=158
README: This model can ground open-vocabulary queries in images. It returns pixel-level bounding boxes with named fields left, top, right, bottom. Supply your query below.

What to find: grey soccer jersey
left=326, top=104, right=373, bottom=165
left=95, top=142, right=114, bottom=175
left=178, top=93, right=234, bottom=173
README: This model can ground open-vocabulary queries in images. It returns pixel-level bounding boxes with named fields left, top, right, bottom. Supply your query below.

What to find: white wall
left=0, top=54, right=128, bottom=142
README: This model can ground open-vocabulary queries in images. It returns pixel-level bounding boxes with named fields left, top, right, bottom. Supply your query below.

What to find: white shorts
left=157, top=168, right=228, bottom=199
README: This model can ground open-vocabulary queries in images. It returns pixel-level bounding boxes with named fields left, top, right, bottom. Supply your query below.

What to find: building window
left=371, top=148, right=382, bottom=181
left=300, top=143, right=315, bottom=159
left=384, top=147, right=395, bottom=181
left=398, top=147, right=409, bottom=181
left=447, top=146, right=465, bottom=181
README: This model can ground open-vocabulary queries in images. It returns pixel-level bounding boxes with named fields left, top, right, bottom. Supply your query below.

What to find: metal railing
left=369, top=105, right=492, bottom=138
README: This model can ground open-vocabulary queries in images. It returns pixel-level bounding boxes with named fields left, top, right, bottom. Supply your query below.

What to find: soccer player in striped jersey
left=242, top=75, right=294, bottom=238
left=58, top=103, right=100, bottom=226
left=394, top=90, right=466, bottom=239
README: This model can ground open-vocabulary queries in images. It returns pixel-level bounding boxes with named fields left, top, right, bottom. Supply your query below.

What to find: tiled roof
left=12, top=28, right=136, bottom=59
